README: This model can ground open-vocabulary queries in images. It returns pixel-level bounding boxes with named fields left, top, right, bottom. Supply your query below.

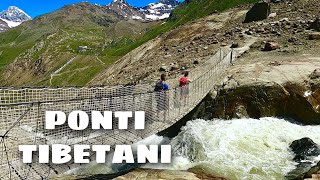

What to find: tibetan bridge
left=0, top=47, right=237, bottom=179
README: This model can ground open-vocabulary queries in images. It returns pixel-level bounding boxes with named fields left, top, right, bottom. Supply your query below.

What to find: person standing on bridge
left=179, top=71, right=191, bottom=106
left=154, top=74, right=169, bottom=120
left=155, top=74, right=169, bottom=92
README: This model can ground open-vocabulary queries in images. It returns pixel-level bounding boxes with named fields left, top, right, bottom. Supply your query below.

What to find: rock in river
left=289, top=137, right=320, bottom=161
left=286, top=138, right=320, bottom=180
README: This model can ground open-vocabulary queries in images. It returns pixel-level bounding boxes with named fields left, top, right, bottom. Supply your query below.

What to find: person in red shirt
left=179, top=71, right=191, bottom=106
left=180, top=71, right=191, bottom=87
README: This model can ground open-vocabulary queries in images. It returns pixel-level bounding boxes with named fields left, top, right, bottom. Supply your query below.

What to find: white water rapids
left=68, top=117, right=320, bottom=180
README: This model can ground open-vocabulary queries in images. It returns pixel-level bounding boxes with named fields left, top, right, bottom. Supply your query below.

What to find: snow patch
left=149, top=3, right=165, bottom=9
left=0, top=18, right=21, bottom=28
left=132, top=15, right=143, bottom=20
left=145, top=13, right=170, bottom=20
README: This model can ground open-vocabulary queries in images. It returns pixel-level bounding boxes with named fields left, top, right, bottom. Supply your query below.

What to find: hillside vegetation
left=0, top=0, right=258, bottom=87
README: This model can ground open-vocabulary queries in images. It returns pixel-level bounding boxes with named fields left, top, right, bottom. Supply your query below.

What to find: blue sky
left=0, top=0, right=184, bottom=18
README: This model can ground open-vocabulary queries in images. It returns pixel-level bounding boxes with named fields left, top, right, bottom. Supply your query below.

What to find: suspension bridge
left=0, top=47, right=237, bottom=179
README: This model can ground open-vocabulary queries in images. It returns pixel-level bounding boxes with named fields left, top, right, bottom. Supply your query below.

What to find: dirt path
left=50, top=56, right=77, bottom=85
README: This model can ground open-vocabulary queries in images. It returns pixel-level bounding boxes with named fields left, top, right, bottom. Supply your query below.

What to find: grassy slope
left=0, top=3, right=158, bottom=86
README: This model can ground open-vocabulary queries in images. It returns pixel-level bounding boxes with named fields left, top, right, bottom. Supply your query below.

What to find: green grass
left=50, top=65, right=104, bottom=86
left=0, top=44, right=34, bottom=68
left=44, top=55, right=106, bottom=86
left=0, top=27, right=23, bottom=45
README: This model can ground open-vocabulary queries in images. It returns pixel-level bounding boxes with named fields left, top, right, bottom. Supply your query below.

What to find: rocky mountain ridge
left=106, top=0, right=144, bottom=20
left=0, top=0, right=179, bottom=33
left=106, top=0, right=180, bottom=21
left=140, top=0, right=181, bottom=20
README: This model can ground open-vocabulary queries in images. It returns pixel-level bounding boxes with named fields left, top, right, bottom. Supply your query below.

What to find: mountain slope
left=0, top=0, right=259, bottom=87
left=90, top=0, right=261, bottom=85
left=91, top=0, right=320, bottom=87
left=0, top=2, right=159, bottom=86
left=91, top=0, right=259, bottom=70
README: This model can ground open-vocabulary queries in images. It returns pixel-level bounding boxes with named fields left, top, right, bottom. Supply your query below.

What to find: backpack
left=154, top=81, right=164, bottom=92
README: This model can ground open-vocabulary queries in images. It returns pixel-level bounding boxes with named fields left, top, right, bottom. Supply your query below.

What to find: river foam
left=167, top=117, right=320, bottom=180
left=67, top=117, right=320, bottom=180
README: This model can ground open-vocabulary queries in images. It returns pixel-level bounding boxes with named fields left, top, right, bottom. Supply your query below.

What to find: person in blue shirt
left=154, top=74, right=169, bottom=115
left=163, top=83, right=169, bottom=91
left=154, top=74, right=169, bottom=92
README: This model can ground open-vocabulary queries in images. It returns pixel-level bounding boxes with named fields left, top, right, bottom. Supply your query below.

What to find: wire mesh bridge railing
left=0, top=47, right=236, bottom=180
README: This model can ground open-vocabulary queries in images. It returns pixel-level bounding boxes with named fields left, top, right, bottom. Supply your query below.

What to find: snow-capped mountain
left=0, top=6, right=32, bottom=31
left=141, top=0, right=180, bottom=20
left=106, top=0, right=180, bottom=21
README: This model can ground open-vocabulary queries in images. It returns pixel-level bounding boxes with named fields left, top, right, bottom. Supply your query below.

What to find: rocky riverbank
left=193, top=48, right=320, bottom=124
left=114, top=168, right=227, bottom=180
left=286, top=138, right=320, bottom=180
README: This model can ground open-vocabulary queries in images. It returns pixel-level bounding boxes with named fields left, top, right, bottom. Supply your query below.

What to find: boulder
left=268, top=12, right=277, bottom=18
left=309, top=32, right=320, bottom=40
left=309, top=69, right=320, bottom=79
left=170, top=65, right=179, bottom=71
left=193, top=60, right=199, bottom=65
left=309, top=17, right=320, bottom=31
left=244, top=1, right=271, bottom=23
left=223, top=78, right=239, bottom=90
left=159, top=66, right=169, bottom=72
left=304, top=161, right=320, bottom=179
left=268, top=61, right=281, bottom=66
left=289, top=137, right=320, bottom=161
left=114, top=168, right=228, bottom=180
left=211, top=10, right=219, bottom=14
left=286, top=162, right=314, bottom=180
left=221, top=43, right=228, bottom=46
left=264, top=41, right=279, bottom=51
left=280, top=18, right=289, bottom=22
left=231, top=43, right=239, bottom=48
left=245, top=30, right=253, bottom=35
left=79, top=46, right=88, bottom=52
left=288, top=36, right=299, bottom=43
left=287, top=138, right=320, bottom=180
left=256, top=28, right=266, bottom=33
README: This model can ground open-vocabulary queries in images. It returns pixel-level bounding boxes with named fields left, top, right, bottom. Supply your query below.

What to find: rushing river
left=67, top=117, right=320, bottom=180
